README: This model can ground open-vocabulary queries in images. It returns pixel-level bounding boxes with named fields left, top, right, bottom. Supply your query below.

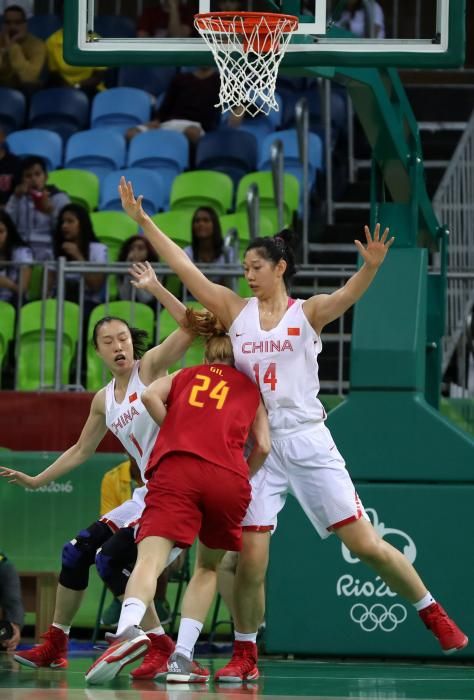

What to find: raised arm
left=129, top=261, right=187, bottom=325
left=119, top=177, right=245, bottom=328
left=247, top=399, right=271, bottom=477
left=0, top=390, right=107, bottom=490
left=304, top=224, right=395, bottom=335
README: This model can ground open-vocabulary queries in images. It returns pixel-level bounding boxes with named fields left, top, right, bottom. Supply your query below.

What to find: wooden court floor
left=1, top=654, right=474, bottom=700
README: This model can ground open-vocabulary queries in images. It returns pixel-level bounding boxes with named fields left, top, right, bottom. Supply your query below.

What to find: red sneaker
left=14, top=625, right=68, bottom=669
left=85, top=626, right=150, bottom=684
left=214, top=641, right=259, bottom=683
left=419, top=602, right=468, bottom=654
left=130, top=632, right=175, bottom=680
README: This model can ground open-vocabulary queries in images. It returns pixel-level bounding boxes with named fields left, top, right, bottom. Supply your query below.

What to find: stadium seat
left=195, top=129, right=258, bottom=187
left=94, top=15, right=136, bottom=38
left=126, top=130, right=189, bottom=207
left=0, top=301, right=15, bottom=386
left=65, top=129, right=126, bottom=181
left=6, top=129, right=63, bottom=171
left=90, top=211, right=139, bottom=261
left=221, top=93, right=283, bottom=140
left=91, top=88, right=152, bottom=134
left=170, top=171, right=233, bottom=216
left=0, top=87, right=26, bottom=134
left=236, top=172, right=300, bottom=227
left=86, top=301, right=155, bottom=391
left=100, top=168, right=165, bottom=215
left=17, top=300, right=79, bottom=390
left=27, top=13, right=61, bottom=39
left=158, top=303, right=205, bottom=371
left=117, top=65, right=177, bottom=97
left=28, top=88, right=90, bottom=142
left=220, top=211, right=275, bottom=254
left=151, top=210, right=194, bottom=248
left=47, top=169, right=99, bottom=212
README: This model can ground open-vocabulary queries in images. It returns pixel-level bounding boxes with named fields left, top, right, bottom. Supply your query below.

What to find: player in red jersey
left=85, top=310, right=271, bottom=685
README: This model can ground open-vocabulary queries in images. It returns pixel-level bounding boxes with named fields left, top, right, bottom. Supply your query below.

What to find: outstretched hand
left=118, top=176, right=147, bottom=224
left=129, top=261, right=160, bottom=291
left=354, top=224, right=395, bottom=269
left=0, top=466, right=37, bottom=489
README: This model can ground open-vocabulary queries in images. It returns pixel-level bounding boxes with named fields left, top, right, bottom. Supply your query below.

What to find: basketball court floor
left=1, top=654, right=474, bottom=699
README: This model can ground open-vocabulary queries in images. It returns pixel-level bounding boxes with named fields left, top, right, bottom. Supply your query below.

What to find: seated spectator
left=0, top=4, right=46, bottom=93
left=0, top=129, right=21, bottom=209
left=46, top=27, right=107, bottom=96
left=0, top=551, right=24, bottom=653
left=117, top=235, right=159, bottom=305
left=336, top=0, right=385, bottom=38
left=0, top=0, right=32, bottom=16
left=126, top=67, right=220, bottom=149
left=5, top=155, right=70, bottom=261
left=52, top=203, right=107, bottom=309
left=184, top=206, right=235, bottom=287
left=137, top=0, right=197, bottom=38
left=0, top=209, right=32, bottom=303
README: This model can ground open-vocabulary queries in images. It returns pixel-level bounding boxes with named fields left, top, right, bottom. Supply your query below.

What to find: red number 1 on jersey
left=253, top=362, right=277, bottom=391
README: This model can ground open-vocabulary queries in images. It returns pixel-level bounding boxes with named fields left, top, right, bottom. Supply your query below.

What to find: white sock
left=116, top=597, right=147, bottom=636
left=235, top=630, right=257, bottom=644
left=52, top=623, right=70, bottom=635
left=413, top=591, right=435, bottom=611
left=175, top=618, right=203, bottom=660
left=147, top=625, right=165, bottom=636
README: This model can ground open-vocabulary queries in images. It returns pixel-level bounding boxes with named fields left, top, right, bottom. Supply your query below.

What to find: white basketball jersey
left=229, top=298, right=326, bottom=435
left=105, top=361, right=159, bottom=487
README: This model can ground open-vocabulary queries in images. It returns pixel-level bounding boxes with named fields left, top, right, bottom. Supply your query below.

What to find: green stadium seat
left=91, top=211, right=139, bottom=261
left=17, top=300, right=79, bottom=390
left=86, top=301, right=155, bottom=391
left=170, top=171, right=233, bottom=217
left=151, top=210, right=194, bottom=248
left=0, top=301, right=15, bottom=386
left=236, top=172, right=300, bottom=227
left=47, top=169, right=100, bottom=212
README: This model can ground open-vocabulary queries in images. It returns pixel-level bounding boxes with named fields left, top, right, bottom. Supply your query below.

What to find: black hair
left=4, top=5, right=27, bottom=20
left=191, top=206, right=224, bottom=261
left=244, top=229, right=298, bottom=290
left=54, top=203, right=98, bottom=260
left=92, top=316, right=149, bottom=359
left=118, top=235, right=159, bottom=263
left=19, top=155, right=47, bottom=175
left=0, top=210, right=28, bottom=259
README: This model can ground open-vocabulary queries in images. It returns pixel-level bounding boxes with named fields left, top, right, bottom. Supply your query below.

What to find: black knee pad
left=95, top=526, right=137, bottom=597
left=59, top=520, right=112, bottom=591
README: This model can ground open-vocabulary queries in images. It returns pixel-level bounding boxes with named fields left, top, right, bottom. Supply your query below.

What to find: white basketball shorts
left=100, top=485, right=147, bottom=531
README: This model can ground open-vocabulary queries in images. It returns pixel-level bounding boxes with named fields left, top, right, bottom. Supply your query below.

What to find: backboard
left=64, top=0, right=465, bottom=69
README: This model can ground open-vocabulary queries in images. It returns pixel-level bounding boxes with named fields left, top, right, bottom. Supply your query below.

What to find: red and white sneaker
left=85, top=626, right=150, bottom=684
left=14, top=625, right=68, bottom=669
left=214, top=641, right=259, bottom=683
left=419, top=602, right=468, bottom=654
left=130, top=632, right=175, bottom=680
left=166, top=652, right=210, bottom=683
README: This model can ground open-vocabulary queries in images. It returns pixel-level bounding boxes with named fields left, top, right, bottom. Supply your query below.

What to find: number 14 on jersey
left=253, top=362, right=277, bottom=391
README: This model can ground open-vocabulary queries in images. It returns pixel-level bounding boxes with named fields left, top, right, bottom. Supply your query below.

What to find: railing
left=433, top=111, right=474, bottom=376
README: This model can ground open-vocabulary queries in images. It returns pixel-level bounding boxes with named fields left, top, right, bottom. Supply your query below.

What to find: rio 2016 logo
left=337, top=508, right=417, bottom=633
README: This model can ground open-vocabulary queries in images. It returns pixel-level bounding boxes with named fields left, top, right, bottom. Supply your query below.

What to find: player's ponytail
left=184, top=308, right=234, bottom=365
left=245, top=228, right=297, bottom=289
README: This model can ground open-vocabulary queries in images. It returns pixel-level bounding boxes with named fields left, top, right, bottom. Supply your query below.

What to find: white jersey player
left=118, top=174, right=468, bottom=681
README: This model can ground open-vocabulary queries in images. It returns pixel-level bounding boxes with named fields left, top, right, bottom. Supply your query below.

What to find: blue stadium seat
left=221, top=93, right=283, bottom=140
left=0, top=87, right=26, bottom=134
left=258, top=129, right=324, bottom=195
left=117, top=65, right=177, bottom=97
left=27, top=13, right=61, bottom=39
left=91, top=88, right=152, bottom=134
left=28, top=88, right=90, bottom=141
left=6, top=129, right=63, bottom=170
left=94, top=15, right=136, bottom=38
left=126, top=130, right=189, bottom=207
left=100, top=168, right=165, bottom=215
left=195, top=129, right=258, bottom=188
left=65, top=129, right=126, bottom=181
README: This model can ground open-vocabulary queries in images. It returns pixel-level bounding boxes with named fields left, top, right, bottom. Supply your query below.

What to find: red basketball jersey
left=147, top=364, right=261, bottom=479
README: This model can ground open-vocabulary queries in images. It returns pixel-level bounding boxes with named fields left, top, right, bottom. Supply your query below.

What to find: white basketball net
left=194, top=13, right=298, bottom=117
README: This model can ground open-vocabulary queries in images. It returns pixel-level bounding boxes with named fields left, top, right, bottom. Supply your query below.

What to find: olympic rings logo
left=350, top=603, right=407, bottom=632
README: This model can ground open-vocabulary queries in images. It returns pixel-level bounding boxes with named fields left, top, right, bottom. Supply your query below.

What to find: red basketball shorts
left=136, top=453, right=251, bottom=551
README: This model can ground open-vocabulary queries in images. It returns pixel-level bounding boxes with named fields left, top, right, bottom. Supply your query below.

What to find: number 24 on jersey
left=188, top=374, right=229, bottom=409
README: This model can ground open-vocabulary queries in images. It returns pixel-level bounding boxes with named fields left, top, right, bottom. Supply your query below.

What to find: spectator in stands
left=137, top=0, right=197, bottom=38
left=184, top=207, right=235, bottom=287
left=52, top=203, right=107, bottom=309
left=5, top=155, right=70, bottom=261
left=0, top=130, right=21, bottom=209
left=0, top=4, right=46, bottom=92
left=117, top=235, right=159, bottom=305
left=0, top=209, right=32, bottom=303
left=0, top=0, right=32, bottom=16
left=336, top=0, right=385, bottom=38
left=125, top=67, right=220, bottom=152
left=0, top=551, right=24, bottom=653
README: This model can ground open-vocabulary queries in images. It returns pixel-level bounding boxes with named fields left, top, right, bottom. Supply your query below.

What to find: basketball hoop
left=194, top=12, right=299, bottom=117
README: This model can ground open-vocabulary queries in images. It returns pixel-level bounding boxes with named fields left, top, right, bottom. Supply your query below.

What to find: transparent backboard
left=64, top=0, right=465, bottom=69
